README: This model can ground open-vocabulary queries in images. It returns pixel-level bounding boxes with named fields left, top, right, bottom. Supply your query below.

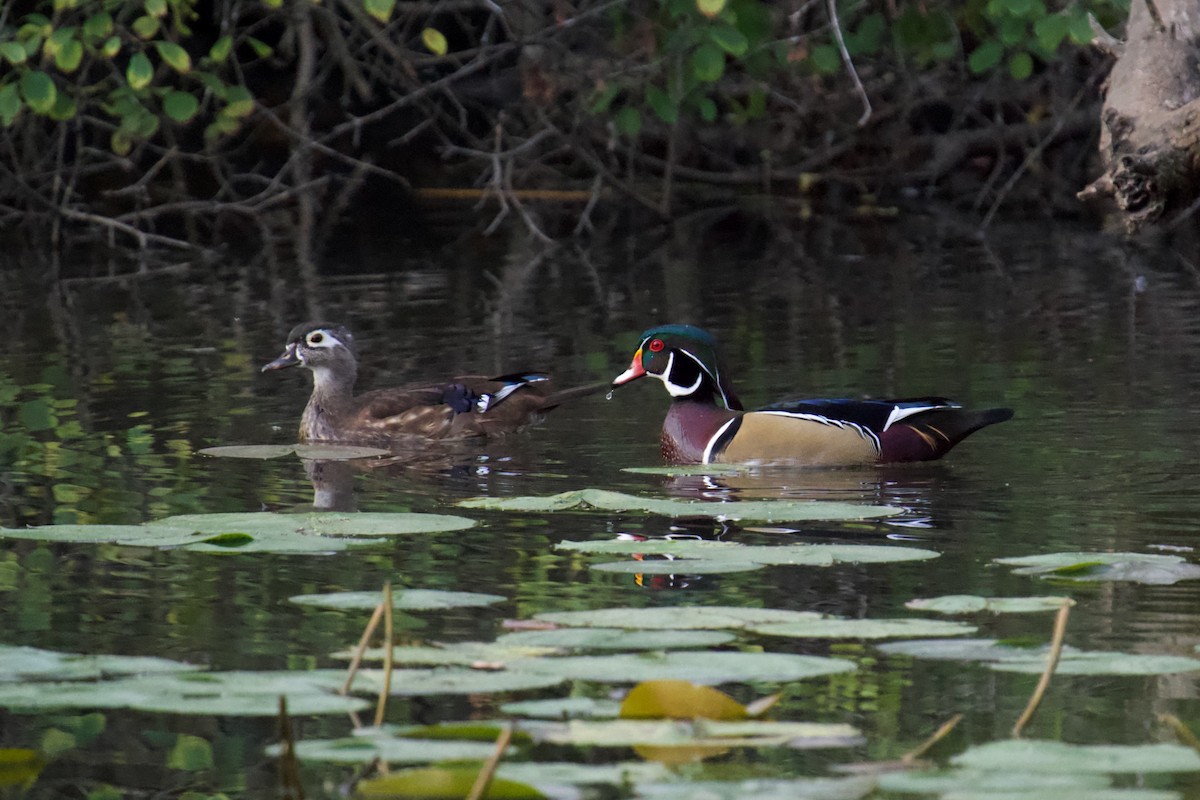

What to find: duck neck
left=301, top=364, right=356, bottom=440
left=661, top=395, right=739, bottom=464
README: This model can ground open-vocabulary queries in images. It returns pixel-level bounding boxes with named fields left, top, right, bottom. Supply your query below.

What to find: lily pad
left=273, top=736, right=503, bottom=765
left=0, top=670, right=366, bottom=716
left=291, top=589, right=505, bottom=611
left=198, top=444, right=391, bottom=460
left=0, top=512, right=475, bottom=554
left=526, top=718, right=861, bottom=748
left=951, top=739, right=1200, bottom=773
left=906, top=595, right=1075, bottom=614
left=883, top=767, right=1171, bottom=800
left=995, top=552, right=1200, bottom=585
left=352, top=668, right=565, bottom=695
left=877, top=638, right=1200, bottom=675
left=500, top=696, right=621, bottom=720
left=511, top=651, right=854, bottom=684
left=534, top=606, right=825, bottom=630
left=499, top=761, right=670, bottom=787
left=160, top=511, right=475, bottom=538
left=458, top=489, right=899, bottom=521
left=559, top=539, right=940, bottom=567
left=332, top=642, right=555, bottom=665
left=634, top=776, right=876, bottom=800
left=357, top=767, right=543, bottom=799
left=750, top=618, right=977, bottom=640
left=591, top=559, right=764, bottom=574
left=0, top=645, right=199, bottom=683
left=494, top=628, right=735, bottom=651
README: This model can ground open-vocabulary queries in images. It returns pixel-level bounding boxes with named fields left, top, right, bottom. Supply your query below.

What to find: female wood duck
left=611, top=324, right=1013, bottom=466
left=262, top=322, right=603, bottom=444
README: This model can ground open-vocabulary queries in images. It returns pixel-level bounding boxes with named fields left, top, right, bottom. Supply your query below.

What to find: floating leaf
left=952, top=740, right=1200, bottom=773
left=459, top=489, right=898, bottom=521
left=0, top=644, right=198, bottom=683
left=19, top=71, right=56, bottom=114
left=878, top=638, right=1200, bottom=675
left=421, top=27, right=448, bottom=56
left=272, top=736, right=502, bottom=765
left=158, top=511, right=475, bottom=538
left=495, top=628, right=735, bottom=651
left=535, top=606, right=824, bottom=630
left=498, top=761, right=669, bottom=787
left=620, top=680, right=749, bottom=720
left=198, top=443, right=390, bottom=460
left=750, top=618, right=977, bottom=640
left=292, top=588, right=503, bottom=611
left=556, top=539, right=740, bottom=556
left=357, top=767, right=543, bottom=799
left=996, top=552, right=1200, bottom=584
left=592, top=559, right=762, bottom=575
left=353, top=668, right=564, bottom=696
left=635, top=776, right=877, bottom=800
left=877, top=768, right=1122, bottom=796
left=500, top=696, right=621, bottom=720
left=0, top=670, right=365, bottom=716
left=331, top=642, right=552, bottom=666
left=527, top=718, right=859, bottom=748
left=905, top=595, right=1074, bottom=614
left=511, top=651, right=854, bottom=685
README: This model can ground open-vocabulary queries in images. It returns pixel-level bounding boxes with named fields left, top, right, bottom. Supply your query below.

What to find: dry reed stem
left=1011, top=599, right=1072, bottom=738
left=341, top=600, right=385, bottom=696
left=901, top=713, right=963, bottom=764
left=465, top=723, right=513, bottom=800
left=277, top=696, right=305, bottom=800
left=373, top=582, right=394, bottom=727
left=1160, top=713, right=1200, bottom=754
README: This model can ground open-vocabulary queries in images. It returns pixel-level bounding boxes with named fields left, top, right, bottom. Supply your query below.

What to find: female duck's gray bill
left=261, top=343, right=301, bottom=372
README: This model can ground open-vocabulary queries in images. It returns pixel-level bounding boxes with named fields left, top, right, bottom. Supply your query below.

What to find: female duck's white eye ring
left=307, top=332, right=326, bottom=345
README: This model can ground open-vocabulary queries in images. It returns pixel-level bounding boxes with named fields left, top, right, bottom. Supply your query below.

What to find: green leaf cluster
left=0, top=0, right=264, bottom=150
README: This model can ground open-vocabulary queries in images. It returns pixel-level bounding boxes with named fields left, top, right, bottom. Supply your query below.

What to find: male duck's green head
left=612, top=324, right=742, bottom=410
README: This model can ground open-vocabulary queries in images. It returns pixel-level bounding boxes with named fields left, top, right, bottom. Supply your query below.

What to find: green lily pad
left=511, top=651, right=854, bottom=685
left=559, top=539, right=940, bottom=566
left=535, top=606, right=826, bottom=630
left=499, top=761, right=670, bottom=787
left=878, top=638, right=1200, bottom=675
left=995, top=552, right=1200, bottom=585
left=270, top=735, right=504, bottom=765
left=951, top=739, right=1200, bottom=773
left=291, top=589, right=505, bottom=611
left=556, top=539, right=742, bottom=556
left=591, top=559, right=764, bottom=574
left=352, top=668, right=565, bottom=695
left=0, top=670, right=366, bottom=716
left=0, top=512, right=475, bottom=554
left=621, top=465, right=750, bottom=476
left=906, top=595, right=1075, bottom=614
left=332, top=642, right=555, bottom=665
left=458, top=489, right=899, bottom=521
left=494, top=628, right=735, bottom=651
left=356, top=767, right=544, bottom=799
left=0, top=645, right=200, bottom=683
left=634, top=776, right=876, bottom=800
left=198, top=444, right=391, bottom=460
left=922, top=791, right=1178, bottom=800
left=750, top=618, right=977, bottom=640
left=879, top=768, right=1122, bottom=794
left=500, top=696, right=622, bottom=719
left=160, top=511, right=475, bottom=538
left=526, top=718, right=860, bottom=748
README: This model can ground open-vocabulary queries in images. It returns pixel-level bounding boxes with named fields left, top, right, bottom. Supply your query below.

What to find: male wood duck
left=611, top=324, right=1013, bottom=466
left=262, top=322, right=603, bottom=444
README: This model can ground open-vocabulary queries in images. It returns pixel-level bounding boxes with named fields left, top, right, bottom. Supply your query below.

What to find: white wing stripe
left=757, top=411, right=881, bottom=454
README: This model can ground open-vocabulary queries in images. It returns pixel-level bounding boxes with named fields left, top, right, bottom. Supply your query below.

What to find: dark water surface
left=3, top=211, right=1200, bottom=797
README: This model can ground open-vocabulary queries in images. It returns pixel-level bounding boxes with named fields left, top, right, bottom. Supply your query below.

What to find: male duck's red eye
left=648, top=339, right=665, bottom=352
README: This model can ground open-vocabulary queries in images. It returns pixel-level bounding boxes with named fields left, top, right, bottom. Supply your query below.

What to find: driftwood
left=1079, top=0, right=1200, bottom=232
